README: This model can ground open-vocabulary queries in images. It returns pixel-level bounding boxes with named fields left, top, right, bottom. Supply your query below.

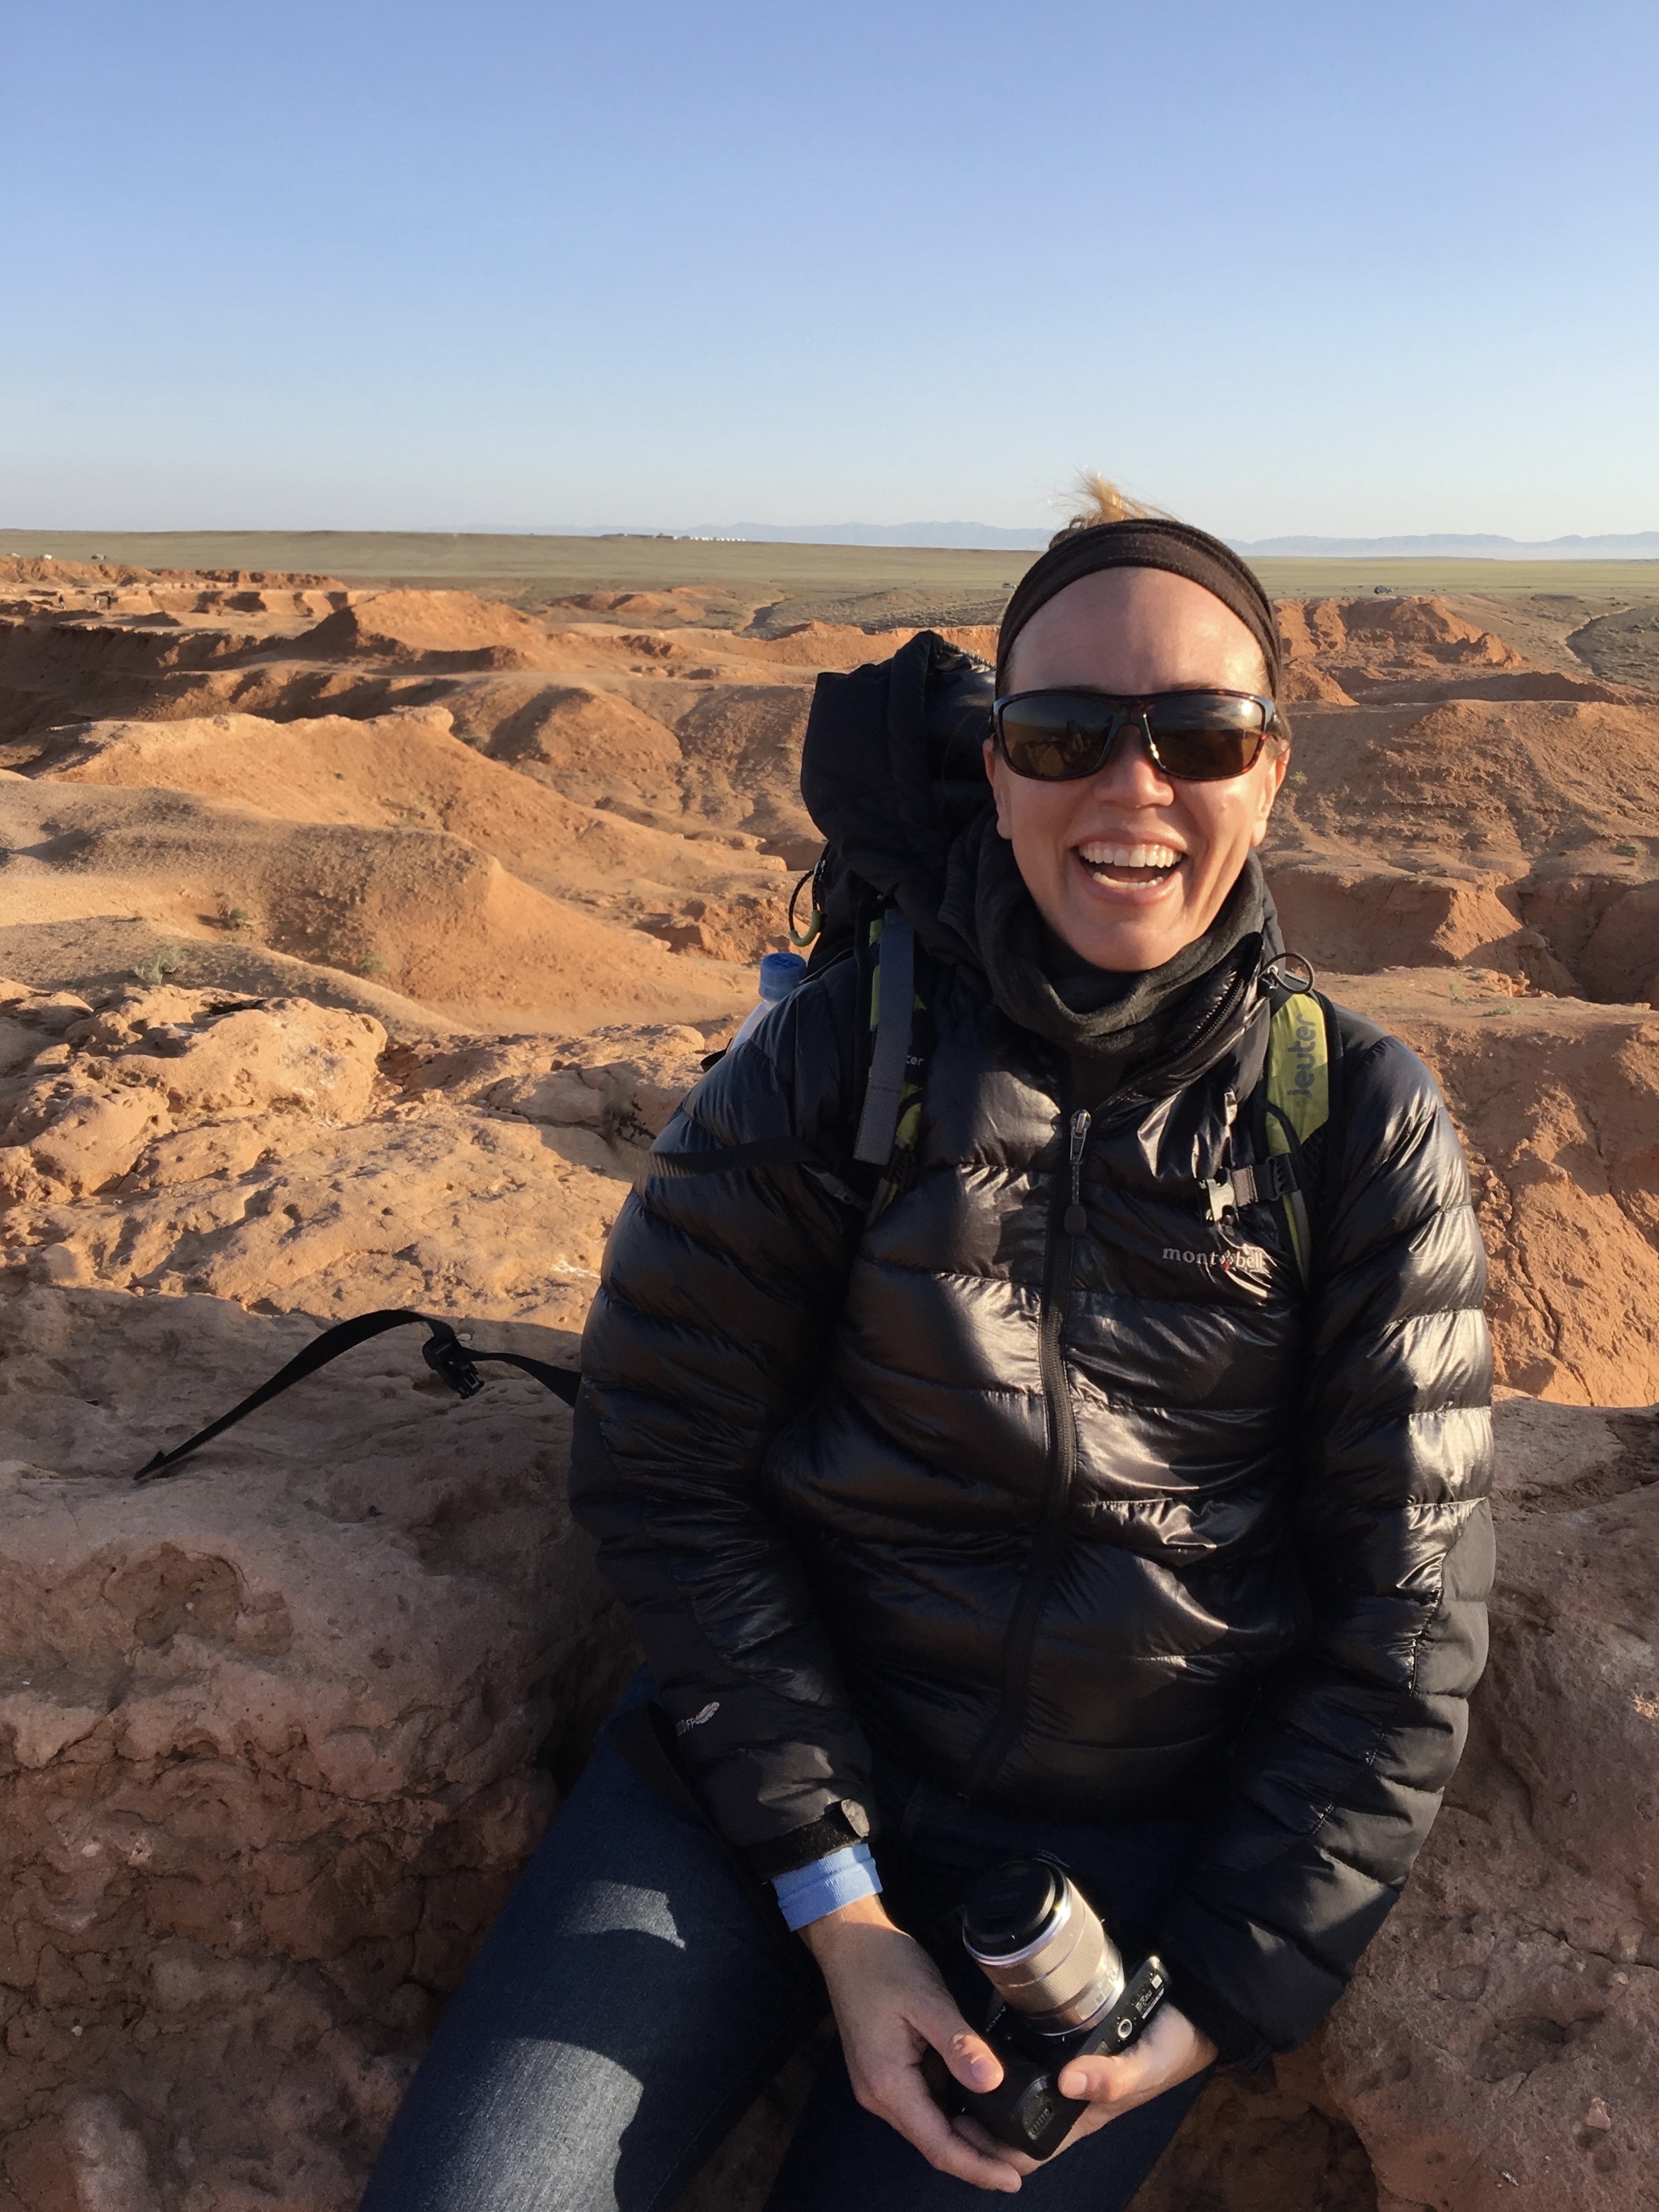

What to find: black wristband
left=743, top=1799, right=875, bottom=1882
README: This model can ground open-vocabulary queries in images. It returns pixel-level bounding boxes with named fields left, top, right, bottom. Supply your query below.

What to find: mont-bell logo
left=1162, top=1244, right=1270, bottom=1278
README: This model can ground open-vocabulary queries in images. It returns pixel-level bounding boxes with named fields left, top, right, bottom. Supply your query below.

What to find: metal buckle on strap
left=1201, top=1157, right=1291, bottom=1222
left=1203, top=1173, right=1241, bottom=1224
left=1263, top=953, right=1315, bottom=998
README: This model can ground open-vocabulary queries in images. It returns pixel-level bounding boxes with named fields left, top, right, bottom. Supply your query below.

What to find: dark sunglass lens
left=998, top=696, right=1115, bottom=780
left=1144, top=695, right=1266, bottom=780
left=1153, top=728, right=1261, bottom=778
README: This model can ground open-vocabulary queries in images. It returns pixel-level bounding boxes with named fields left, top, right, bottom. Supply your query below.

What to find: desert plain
left=1, top=536, right=1658, bottom=2211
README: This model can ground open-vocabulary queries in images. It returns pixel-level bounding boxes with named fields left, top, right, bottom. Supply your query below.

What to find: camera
left=949, top=1856, right=1168, bottom=2161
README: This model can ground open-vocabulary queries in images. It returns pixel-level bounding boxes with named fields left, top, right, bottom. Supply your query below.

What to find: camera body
left=950, top=1857, right=1168, bottom=2162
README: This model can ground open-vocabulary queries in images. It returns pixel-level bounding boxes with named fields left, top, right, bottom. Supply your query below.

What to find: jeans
left=361, top=1680, right=1210, bottom=2212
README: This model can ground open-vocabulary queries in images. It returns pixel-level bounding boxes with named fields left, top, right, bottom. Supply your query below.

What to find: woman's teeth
left=1076, top=841, right=1183, bottom=883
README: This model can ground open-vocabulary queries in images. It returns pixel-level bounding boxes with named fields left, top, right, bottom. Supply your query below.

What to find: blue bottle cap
left=758, top=951, right=809, bottom=1003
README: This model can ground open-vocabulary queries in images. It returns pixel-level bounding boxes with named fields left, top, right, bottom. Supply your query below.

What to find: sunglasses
left=992, top=688, right=1277, bottom=784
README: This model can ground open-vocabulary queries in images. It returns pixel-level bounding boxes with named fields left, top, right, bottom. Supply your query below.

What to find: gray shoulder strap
left=853, top=910, right=915, bottom=1166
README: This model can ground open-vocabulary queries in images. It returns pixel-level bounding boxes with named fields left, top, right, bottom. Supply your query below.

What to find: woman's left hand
left=953, top=2003, right=1216, bottom=2175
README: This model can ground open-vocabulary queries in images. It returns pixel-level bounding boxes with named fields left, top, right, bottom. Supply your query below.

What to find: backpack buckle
left=1202, top=1173, right=1239, bottom=1224
left=1263, top=953, right=1315, bottom=998
left=1202, top=1158, right=1291, bottom=1223
left=422, top=1331, right=485, bottom=1398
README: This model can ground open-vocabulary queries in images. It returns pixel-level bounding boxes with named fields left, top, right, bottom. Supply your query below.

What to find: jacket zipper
left=962, top=1103, right=1092, bottom=1798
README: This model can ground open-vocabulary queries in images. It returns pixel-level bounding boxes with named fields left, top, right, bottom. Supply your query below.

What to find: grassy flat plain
left=3, top=529, right=1655, bottom=635
left=0, top=527, right=1032, bottom=597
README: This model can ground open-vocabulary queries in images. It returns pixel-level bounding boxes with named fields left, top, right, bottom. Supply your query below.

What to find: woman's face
left=986, top=567, right=1286, bottom=972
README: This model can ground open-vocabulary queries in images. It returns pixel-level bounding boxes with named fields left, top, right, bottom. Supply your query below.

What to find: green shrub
left=133, top=943, right=185, bottom=985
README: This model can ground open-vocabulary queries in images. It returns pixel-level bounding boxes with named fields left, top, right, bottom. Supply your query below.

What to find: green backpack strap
left=1200, top=970, right=1332, bottom=1287
left=1263, top=985, right=1331, bottom=1283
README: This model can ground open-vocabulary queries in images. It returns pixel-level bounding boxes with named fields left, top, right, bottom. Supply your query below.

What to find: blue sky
left=3, top=0, right=1655, bottom=538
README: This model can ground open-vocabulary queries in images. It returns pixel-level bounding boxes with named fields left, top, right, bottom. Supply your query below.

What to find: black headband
left=996, top=519, right=1282, bottom=700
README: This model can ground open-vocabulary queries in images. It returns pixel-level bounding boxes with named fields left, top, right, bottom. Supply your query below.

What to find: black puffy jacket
left=570, top=640, right=1493, bottom=2057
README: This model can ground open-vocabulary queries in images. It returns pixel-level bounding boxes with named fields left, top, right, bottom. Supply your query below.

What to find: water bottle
left=730, top=951, right=808, bottom=1050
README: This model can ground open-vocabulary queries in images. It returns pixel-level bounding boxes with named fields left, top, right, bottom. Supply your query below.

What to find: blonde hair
left=1049, top=472, right=1175, bottom=545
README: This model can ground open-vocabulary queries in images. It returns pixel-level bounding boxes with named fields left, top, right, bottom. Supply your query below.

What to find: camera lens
left=962, top=1859, right=1127, bottom=2037
left=961, top=1861, right=1064, bottom=1955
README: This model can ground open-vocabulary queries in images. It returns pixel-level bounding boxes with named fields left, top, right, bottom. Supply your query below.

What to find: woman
left=362, top=494, right=1493, bottom=2209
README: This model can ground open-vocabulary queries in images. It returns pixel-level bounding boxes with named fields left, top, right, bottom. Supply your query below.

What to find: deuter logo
left=1289, top=1013, right=1318, bottom=1098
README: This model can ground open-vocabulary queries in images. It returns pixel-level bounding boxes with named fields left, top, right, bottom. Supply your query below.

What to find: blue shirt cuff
left=771, top=1844, right=881, bottom=1932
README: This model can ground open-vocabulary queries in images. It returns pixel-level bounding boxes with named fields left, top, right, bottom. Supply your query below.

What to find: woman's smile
left=1071, top=837, right=1186, bottom=897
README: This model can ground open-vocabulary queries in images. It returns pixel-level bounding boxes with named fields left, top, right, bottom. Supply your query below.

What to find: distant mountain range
left=711, top=525, right=1659, bottom=558
left=1229, top=532, right=1659, bottom=560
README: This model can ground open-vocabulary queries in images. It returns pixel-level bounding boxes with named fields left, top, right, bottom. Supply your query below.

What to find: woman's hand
left=801, top=1896, right=1024, bottom=2193
left=953, top=2001, right=1218, bottom=2177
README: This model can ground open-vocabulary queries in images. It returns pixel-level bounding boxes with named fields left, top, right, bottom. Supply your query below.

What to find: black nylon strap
left=854, top=911, right=915, bottom=1165
left=133, top=1309, right=579, bottom=1483
left=744, top=1801, right=873, bottom=1880
left=641, top=1135, right=819, bottom=1179
left=1228, top=1157, right=1295, bottom=1207
left=467, top=1350, right=583, bottom=1402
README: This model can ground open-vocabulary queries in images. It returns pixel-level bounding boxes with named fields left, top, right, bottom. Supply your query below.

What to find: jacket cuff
left=1157, top=1953, right=1272, bottom=2070
left=743, top=1798, right=876, bottom=1880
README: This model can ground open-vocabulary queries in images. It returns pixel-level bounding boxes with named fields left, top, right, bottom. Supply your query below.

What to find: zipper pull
left=1064, top=1108, right=1092, bottom=1235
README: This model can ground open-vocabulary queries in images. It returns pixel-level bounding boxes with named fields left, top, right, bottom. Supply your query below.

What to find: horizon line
left=3, top=522, right=1658, bottom=562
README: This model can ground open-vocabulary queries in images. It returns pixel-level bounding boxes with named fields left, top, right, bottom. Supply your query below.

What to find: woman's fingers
left=1056, top=2003, right=1214, bottom=2113
left=837, top=1965, right=1019, bottom=2189
left=872, top=1987, right=1019, bottom=2188
left=810, top=1907, right=1029, bottom=2190
left=951, top=2113, right=1045, bottom=2179
left=858, top=2061, right=1023, bottom=2193
left=1055, top=2048, right=1142, bottom=2109
left=919, top=2002, right=1003, bottom=2095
